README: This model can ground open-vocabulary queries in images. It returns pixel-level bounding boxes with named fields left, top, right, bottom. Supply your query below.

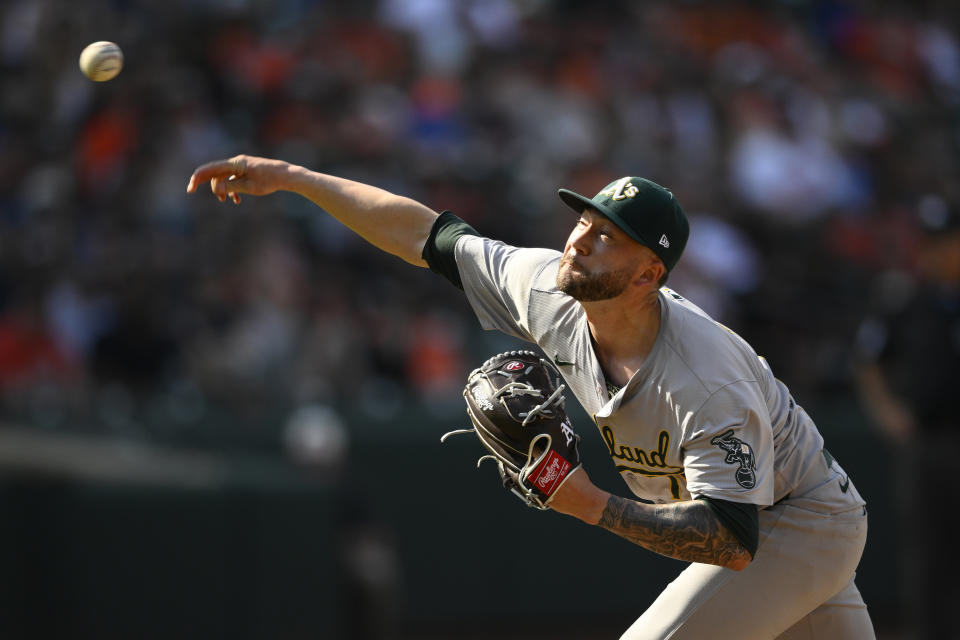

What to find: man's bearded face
left=556, top=258, right=635, bottom=302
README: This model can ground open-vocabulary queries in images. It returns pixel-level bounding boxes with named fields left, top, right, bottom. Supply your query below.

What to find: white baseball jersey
left=454, top=235, right=857, bottom=508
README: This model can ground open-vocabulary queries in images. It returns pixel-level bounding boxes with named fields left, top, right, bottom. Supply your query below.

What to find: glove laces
left=492, top=382, right=566, bottom=425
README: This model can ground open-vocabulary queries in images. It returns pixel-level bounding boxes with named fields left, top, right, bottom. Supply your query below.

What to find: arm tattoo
left=598, top=496, right=751, bottom=569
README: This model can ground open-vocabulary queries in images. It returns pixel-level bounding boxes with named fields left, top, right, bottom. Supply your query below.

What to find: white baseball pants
left=621, top=457, right=874, bottom=639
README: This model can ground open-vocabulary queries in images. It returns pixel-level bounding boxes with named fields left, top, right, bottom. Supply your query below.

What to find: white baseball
left=79, top=41, right=123, bottom=82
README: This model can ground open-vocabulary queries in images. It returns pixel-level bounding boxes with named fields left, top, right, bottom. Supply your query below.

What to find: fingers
left=186, top=156, right=247, bottom=194
left=208, top=175, right=246, bottom=203
left=209, top=176, right=225, bottom=202
left=187, top=156, right=247, bottom=205
left=187, top=159, right=232, bottom=193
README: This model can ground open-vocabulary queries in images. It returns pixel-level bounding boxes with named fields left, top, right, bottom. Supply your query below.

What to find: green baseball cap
left=558, top=177, right=689, bottom=271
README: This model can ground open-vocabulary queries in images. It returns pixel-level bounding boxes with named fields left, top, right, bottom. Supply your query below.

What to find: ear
left=633, top=258, right=666, bottom=286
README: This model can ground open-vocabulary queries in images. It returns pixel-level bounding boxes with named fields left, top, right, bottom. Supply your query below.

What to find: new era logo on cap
left=659, top=234, right=670, bottom=248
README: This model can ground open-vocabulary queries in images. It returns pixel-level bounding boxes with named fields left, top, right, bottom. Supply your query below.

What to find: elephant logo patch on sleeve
left=710, top=430, right=757, bottom=489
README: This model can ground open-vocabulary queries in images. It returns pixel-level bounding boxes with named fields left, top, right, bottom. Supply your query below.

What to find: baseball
left=79, top=41, right=123, bottom=82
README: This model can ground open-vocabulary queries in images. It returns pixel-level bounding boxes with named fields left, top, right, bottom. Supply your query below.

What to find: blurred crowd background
left=1, top=0, right=959, bottom=638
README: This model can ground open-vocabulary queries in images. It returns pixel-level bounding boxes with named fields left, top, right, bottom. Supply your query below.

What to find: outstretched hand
left=186, top=154, right=292, bottom=204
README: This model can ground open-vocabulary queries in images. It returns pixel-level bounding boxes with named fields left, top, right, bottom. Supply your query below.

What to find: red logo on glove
left=504, top=361, right=525, bottom=371
left=528, top=450, right=571, bottom=496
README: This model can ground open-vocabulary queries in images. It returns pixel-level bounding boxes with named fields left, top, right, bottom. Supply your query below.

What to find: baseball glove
left=442, top=350, right=581, bottom=510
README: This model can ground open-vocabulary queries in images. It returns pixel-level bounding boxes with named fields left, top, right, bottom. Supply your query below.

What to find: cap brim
left=557, top=188, right=647, bottom=246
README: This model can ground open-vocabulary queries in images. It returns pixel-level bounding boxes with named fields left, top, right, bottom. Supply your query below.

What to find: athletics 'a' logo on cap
left=600, top=177, right=639, bottom=201
left=659, top=234, right=670, bottom=248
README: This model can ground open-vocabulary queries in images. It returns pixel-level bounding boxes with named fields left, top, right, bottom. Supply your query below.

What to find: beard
left=556, top=260, right=634, bottom=302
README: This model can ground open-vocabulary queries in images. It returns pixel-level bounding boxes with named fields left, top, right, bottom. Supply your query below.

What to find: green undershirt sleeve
left=697, top=496, right=760, bottom=558
left=421, top=210, right=480, bottom=290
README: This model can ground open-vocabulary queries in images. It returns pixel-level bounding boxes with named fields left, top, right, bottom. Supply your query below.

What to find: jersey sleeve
left=697, top=496, right=759, bottom=557
left=421, top=211, right=480, bottom=290
left=682, top=381, right=775, bottom=507
left=454, top=235, right=561, bottom=343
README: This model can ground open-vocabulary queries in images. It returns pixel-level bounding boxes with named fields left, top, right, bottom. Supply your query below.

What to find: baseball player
left=187, top=156, right=874, bottom=639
